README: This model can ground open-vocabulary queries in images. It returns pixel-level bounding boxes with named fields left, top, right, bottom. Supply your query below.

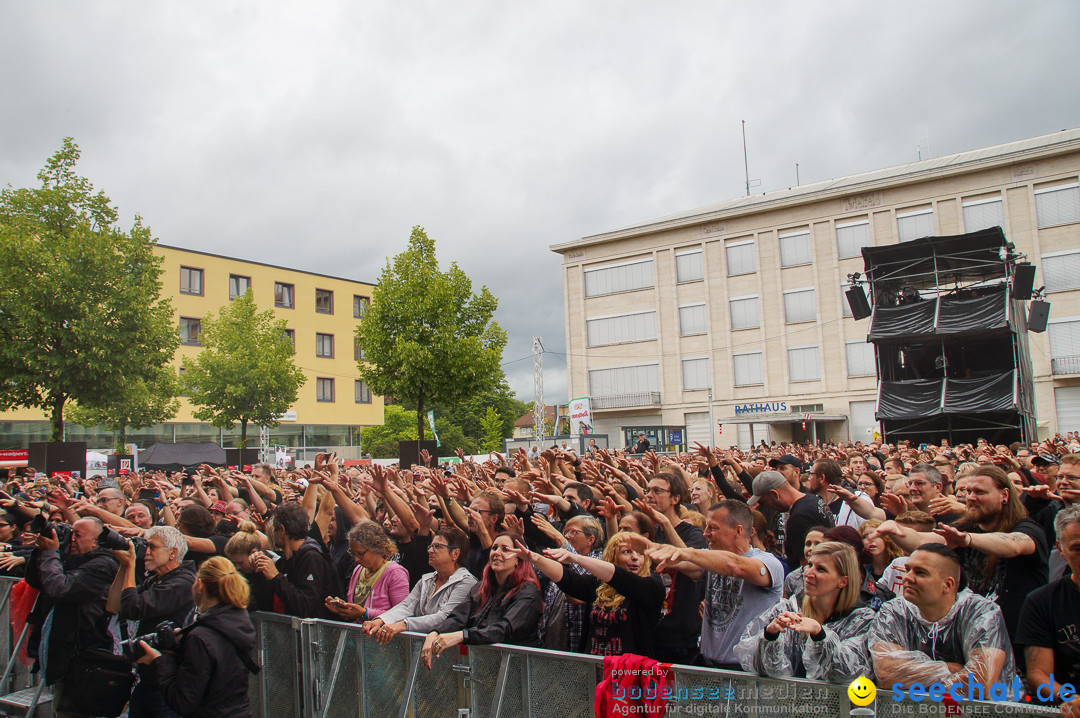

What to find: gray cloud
left=2, top=0, right=1077, bottom=404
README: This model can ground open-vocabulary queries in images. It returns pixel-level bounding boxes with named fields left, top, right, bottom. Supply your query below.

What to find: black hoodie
left=152, top=603, right=257, bottom=718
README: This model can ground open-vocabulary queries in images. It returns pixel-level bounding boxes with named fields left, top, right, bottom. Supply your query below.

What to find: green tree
left=0, top=138, right=180, bottom=440
left=360, top=404, right=418, bottom=458
left=479, top=406, right=504, bottom=452
left=181, top=289, right=306, bottom=448
left=356, top=226, right=507, bottom=443
left=67, top=365, right=181, bottom=453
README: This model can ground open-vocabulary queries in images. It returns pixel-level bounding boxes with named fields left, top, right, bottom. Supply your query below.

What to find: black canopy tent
left=139, top=442, right=226, bottom=473
left=858, top=228, right=1037, bottom=445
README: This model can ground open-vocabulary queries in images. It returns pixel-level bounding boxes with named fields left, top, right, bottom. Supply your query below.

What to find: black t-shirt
left=184, top=534, right=230, bottom=568
left=781, top=494, right=835, bottom=570
left=396, top=532, right=433, bottom=589
left=959, top=517, right=1048, bottom=642
left=1015, top=577, right=1080, bottom=700
left=653, top=521, right=707, bottom=664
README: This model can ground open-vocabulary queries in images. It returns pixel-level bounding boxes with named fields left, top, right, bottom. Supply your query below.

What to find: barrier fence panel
left=0, top=575, right=35, bottom=695
left=666, top=664, right=848, bottom=718
left=249, top=612, right=304, bottom=718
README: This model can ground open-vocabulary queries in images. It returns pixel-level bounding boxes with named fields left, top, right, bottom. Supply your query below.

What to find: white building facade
left=552, top=128, right=1080, bottom=450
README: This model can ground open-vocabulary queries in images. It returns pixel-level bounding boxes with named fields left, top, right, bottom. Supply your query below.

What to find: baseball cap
left=769, top=455, right=802, bottom=470
left=748, top=470, right=787, bottom=506
left=209, top=501, right=228, bottom=514
left=1032, top=453, right=1059, bottom=467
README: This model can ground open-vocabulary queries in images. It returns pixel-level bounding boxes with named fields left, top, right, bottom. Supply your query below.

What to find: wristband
left=462, top=629, right=470, bottom=644
left=810, top=628, right=827, bottom=642
left=764, top=627, right=780, bottom=641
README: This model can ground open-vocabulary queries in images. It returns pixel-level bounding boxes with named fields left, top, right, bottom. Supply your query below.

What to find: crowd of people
left=2, top=434, right=1079, bottom=716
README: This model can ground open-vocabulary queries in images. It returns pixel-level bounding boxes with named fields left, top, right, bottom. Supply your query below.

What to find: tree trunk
left=49, top=393, right=65, bottom=442
left=116, top=424, right=128, bottom=455
left=239, top=419, right=249, bottom=450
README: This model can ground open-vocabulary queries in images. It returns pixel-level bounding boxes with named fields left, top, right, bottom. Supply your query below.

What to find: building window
left=962, top=197, right=1005, bottom=233
left=180, top=267, right=203, bottom=296
left=353, top=295, right=370, bottom=318
left=726, top=240, right=755, bottom=276
left=316, top=378, right=335, bottom=402
left=228, top=274, right=251, bottom=300
left=836, top=220, right=871, bottom=259
left=354, top=380, right=371, bottom=404
left=178, top=367, right=187, bottom=396
left=282, top=328, right=295, bottom=351
left=586, top=311, right=657, bottom=347
left=315, top=333, right=334, bottom=358
left=783, top=288, right=816, bottom=324
left=588, top=364, right=660, bottom=397
left=354, top=340, right=365, bottom=361
left=1042, top=250, right=1080, bottom=293
left=779, top=230, right=812, bottom=267
left=733, top=352, right=764, bottom=387
left=679, top=304, right=707, bottom=336
left=1035, top=183, right=1080, bottom=228
left=583, top=259, right=654, bottom=297
left=675, top=250, right=704, bottom=283
left=315, top=289, right=333, bottom=314
left=180, top=317, right=202, bottom=345
left=788, top=345, right=821, bottom=382
left=682, top=358, right=709, bottom=391
left=275, top=282, right=294, bottom=309
left=846, top=341, right=876, bottom=377
left=897, top=208, right=934, bottom=242
left=729, top=296, right=760, bottom=330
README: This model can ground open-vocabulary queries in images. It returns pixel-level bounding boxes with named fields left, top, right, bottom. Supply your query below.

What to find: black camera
left=27, top=513, right=48, bottom=535
left=98, top=526, right=130, bottom=551
left=120, top=621, right=178, bottom=660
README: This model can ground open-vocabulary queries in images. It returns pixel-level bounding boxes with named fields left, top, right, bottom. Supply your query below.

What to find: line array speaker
left=845, top=285, right=872, bottom=321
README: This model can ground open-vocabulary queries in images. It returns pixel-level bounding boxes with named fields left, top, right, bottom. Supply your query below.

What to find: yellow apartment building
left=0, top=245, right=383, bottom=458
left=552, top=127, right=1080, bottom=450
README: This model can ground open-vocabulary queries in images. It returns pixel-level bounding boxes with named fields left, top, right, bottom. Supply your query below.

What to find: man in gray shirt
left=646, top=500, right=783, bottom=669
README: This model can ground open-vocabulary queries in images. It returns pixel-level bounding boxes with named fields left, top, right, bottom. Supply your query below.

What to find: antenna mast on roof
left=742, top=121, right=761, bottom=195
left=533, top=337, right=545, bottom=444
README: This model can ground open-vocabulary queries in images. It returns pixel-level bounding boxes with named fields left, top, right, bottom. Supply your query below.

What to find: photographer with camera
left=25, top=516, right=125, bottom=718
left=136, top=556, right=257, bottom=718
left=107, top=526, right=196, bottom=718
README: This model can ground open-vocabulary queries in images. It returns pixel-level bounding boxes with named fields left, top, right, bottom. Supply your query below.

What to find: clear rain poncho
left=867, top=589, right=1019, bottom=699
left=733, top=595, right=876, bottom=684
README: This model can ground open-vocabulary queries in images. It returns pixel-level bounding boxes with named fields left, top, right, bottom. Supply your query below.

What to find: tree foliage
left=360, top=404, right=418, bottom=458
left=181, top=289, right=306, bottom=448
left=68, top=365, right=181, bottom=453
left=356, top=226, right=507, bottom=442
left=480, top=406, right=504, bottom=452
left=0, top=138, right=180, bottom=440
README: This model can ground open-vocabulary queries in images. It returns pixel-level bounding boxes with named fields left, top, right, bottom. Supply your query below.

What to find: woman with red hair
left=421, top=532, right=542, bottom=667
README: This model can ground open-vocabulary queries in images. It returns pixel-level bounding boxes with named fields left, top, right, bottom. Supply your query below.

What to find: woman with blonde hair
left=136, top=556, right=257, bottom=717
left=510, top=531, right=665, bottom=657
left=735, top=542, right=874, bottom=683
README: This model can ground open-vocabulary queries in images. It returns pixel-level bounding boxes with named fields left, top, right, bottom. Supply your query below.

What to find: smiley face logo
left=848, top=676, right=877, bottom=706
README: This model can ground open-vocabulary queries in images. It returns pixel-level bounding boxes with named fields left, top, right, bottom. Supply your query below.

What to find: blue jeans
left=128, top=679, right=181, bottom=718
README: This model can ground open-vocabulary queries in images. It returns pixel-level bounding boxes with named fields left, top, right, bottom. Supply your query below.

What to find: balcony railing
left=591, top=391, right=661, bottom=410
left=1053, top=356, right=1080, bottom=375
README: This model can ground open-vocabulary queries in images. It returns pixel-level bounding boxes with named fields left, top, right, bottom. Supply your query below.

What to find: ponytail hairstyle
left=197, top=555, right=250, bottom=610
left=224, top=521, right=261, bottom=558
left=476, top=532, right=539, bottom=610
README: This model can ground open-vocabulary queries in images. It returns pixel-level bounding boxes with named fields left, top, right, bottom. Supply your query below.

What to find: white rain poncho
left=868, top=589, right=1019, bottom=699
left=733, top=595, right=876, bottom=683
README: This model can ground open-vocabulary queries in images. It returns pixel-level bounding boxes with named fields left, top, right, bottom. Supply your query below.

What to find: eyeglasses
left=644, top=487, right=670, bottom=495
left=427, top=543, right=450, bottom=552
left=563, top=529, right=583, bottom=538
left=350, top=549, right=368, bottom=560
left=1057, top=473, right=1080, bottom=483
left=0, top=523, right=11, bottom=528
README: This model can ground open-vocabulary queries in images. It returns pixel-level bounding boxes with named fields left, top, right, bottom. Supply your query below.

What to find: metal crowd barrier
left=245, top=613, right=1062, bottom=718
left=0, top=582, right=1061, bottom=718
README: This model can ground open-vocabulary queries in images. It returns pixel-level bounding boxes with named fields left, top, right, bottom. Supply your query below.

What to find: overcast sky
left=2, top=1, right=1078, bottom=404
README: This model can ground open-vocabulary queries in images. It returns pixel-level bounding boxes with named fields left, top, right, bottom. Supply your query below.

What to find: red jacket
left=594, top=653, right=669, bottom=718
